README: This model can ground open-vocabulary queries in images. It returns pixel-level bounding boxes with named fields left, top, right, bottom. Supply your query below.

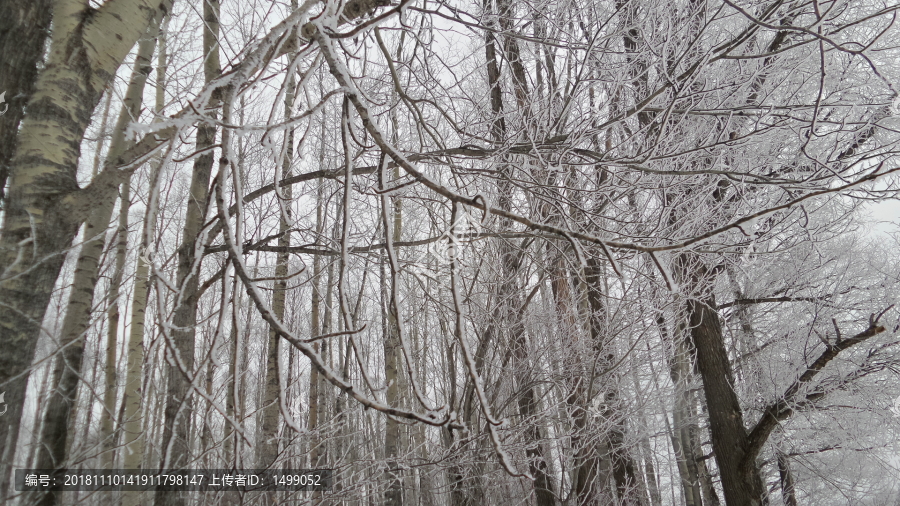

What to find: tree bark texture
left=32, top=21, right=161, bottom=506
left=683, top=262, right=766, bottom=506
left=0, top=0, right=53, bottom=207
left=0, top=0, right=171, bottom=501
left=119, top=20, right=168, bottom=506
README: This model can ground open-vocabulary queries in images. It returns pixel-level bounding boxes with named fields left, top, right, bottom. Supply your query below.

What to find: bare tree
left=3, top=2, right=900, bottom=506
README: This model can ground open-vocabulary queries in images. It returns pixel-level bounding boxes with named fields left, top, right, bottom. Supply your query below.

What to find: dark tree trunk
left=777, top=451, right=797, bottom=506
left=685, top=268, right=767, bottom=506
left=572, top=256, right=642, bottom=505
left=156, top=4, right=220, bottom=506
left=0, top=0, right=52, bottom=206
left=481, top=1, right=555, bottom=502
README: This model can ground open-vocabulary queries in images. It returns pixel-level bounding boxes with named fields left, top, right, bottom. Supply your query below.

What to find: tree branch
left=744, top=307, right=893, bottom=464
left=716, top=296, right=828, bottom=309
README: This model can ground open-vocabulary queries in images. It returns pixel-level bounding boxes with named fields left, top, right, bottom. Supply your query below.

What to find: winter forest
left=1, top=0, right=900, bottom=504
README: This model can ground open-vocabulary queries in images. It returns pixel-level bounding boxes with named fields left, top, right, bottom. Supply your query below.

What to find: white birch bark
left=31, top=13, right=164, bottom=506
left=0, top=2, right=172, bottom=498
left=121, top=11, right=168, bottom=481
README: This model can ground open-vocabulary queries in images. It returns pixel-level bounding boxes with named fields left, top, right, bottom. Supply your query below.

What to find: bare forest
left=2, top=0, right=900, bottom=505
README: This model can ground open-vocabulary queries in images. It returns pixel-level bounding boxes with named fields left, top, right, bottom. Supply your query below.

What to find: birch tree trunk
left=0, top=2, right=172, bottom=499
left=31, top=14, right=163, bottom=506
left=100, top=172, right=128, bottom=470
left=119, top=19, right=167, bottom=506
left=101, top=16, right=166, bottom=469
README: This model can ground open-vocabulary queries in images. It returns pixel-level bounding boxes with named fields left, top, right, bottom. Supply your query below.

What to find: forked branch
left=745, top=306, right=894, bottom=464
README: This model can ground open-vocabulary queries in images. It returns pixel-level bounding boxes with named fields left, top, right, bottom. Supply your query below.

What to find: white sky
left=866, top=200, right=900, bottom=237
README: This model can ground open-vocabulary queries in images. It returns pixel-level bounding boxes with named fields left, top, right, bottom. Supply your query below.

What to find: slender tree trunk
left=482, top=2, right=555, bottom=503
left=562, top=255, right=614, bottom=505
left=440, top=313, right=471, bottom=506
left=100, top=179, right=128, bottom=469
left=307, top=77, right=327, bottom=480
left=259, top=47, right=296, bottom=472
left=157, top=3, right=219, bottom=505
left=633, top=384, right=662, bottom=506
left=224, top=96, right=246, bottom=471
left=199, top=341, right=216, bottom=466
left=99, top=49, right=154, bottom=468
left=776, top=450, right=797, bottom=506
left=381, top=161, right=404, bottom=506
left=667, top=316, right=703, bottom=506
left=322, top=244, right=337, bottom=465
left=146, top=365, right=167, bottom=469
left=567, top=90, right=629, bottom=506
left=570, top=257, right=626, bottom=506
left=224, top=285, right=241, bottom=466
left=378, top=28, right=409, bottom=503
left=307, top=175, right=324, bottom=498
left=122, top=10, right=167, bottom=490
